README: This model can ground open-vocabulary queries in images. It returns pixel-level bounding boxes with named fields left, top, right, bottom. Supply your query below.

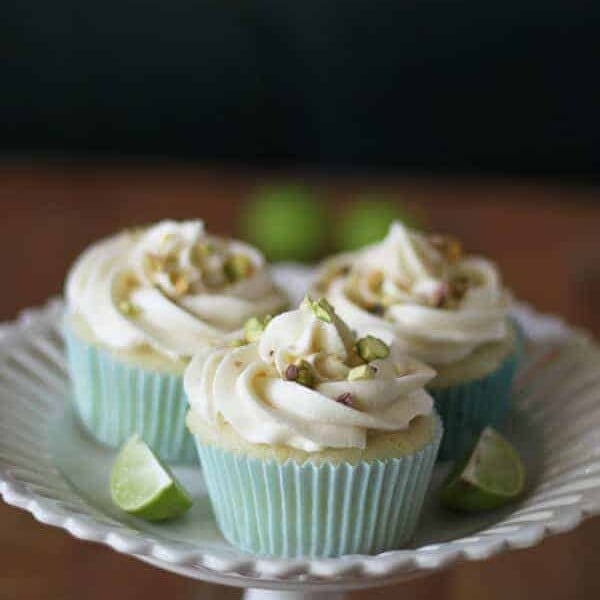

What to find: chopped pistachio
left=228, top=338, right=247, bottom=347
left=427, top=282, right=449, bottom=308
left=380, top=293, right=398, bottom=308
left=314, top=283, right=326, bottom=294
left=346, top=347, right=367, bottom=368
left=449, top=275, right=470, bottom=301
left=144, top=253, right=166, bottom=273
left=244, top=314, right=272, bottom=343
left=284, top=364, right=299, bottom=381
left=296, top=360, right=316, bottom=387
left=119, top=300, right=141, bottom=318
left=125, top=225, right=146, bottom=238
left=192, top=241, right=215, bottom=265
left=175, top=277, right=190, bottom=297
left=284, top=360, right=315, bottom=388
left=224, top=254, right=253, bottom=282
left=305, top=296, right=336, bottom=323
left=169, top=271, right=190, bottom=297
left=121, top=273, right=140, bottom=293
left=348, top=364, right=377, bottom=381
left=445, top=238, right=463, bottom=263
left=160, top=232, right=176, bottom=248
left=368, top=303, right=385, bottom=316
left=429, top=234, right=463, bottom=263
left=145, top=251, right=179, bottom=275
left=367, top=270, right=384, bottom=292
left=356, top=335, right=390, bottom=362
left=335, top=392, right=354, bottom=407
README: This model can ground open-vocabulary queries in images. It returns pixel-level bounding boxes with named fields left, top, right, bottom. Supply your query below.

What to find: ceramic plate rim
left=2, top=290, right=600, bottom=588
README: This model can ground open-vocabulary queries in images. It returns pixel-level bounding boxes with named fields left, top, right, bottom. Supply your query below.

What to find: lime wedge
left=441, top=427, right=525, bottom=512
left=110, top=435, right=193, bottom=521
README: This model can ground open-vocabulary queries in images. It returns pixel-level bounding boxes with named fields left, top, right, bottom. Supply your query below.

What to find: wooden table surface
left=1, top=162, right=600, bottom=599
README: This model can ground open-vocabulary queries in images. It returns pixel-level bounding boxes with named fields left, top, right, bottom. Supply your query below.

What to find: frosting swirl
left=184, top=298, right=434, bottom=452
left=315, top=221, right=510, bottom=365
left=66, top=220, right=287, bottom=360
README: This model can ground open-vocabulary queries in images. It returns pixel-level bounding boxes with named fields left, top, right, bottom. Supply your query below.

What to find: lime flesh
left=110, top=435, right=193, bottom=521
left=441, top=427, right=525, bottom=512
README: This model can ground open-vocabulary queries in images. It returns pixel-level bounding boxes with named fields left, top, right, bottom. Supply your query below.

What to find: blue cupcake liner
left=194, top=414, right=442, bottom=558
left=430, top=323, right=523, bottom=461
left=64, top=321, right=197, bottom=464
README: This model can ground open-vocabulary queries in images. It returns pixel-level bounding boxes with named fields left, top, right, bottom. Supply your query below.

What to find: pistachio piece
left=445, top=238, right=463, bottom=263
left=160, top=232, right=176, bottom=248
left=429, top=234, right=463, bottom=263
left=449, top=275, right=470, bottom=302
left=380, top=293, right=397, bottom=308
left=244, top=314, right=272, bottom=343
left=284, top=360, right=315, bottom=388
left=356, top=335, right=390, bottom=362
left=192, top=241, right=215, bottom=265
left=296, top=362, right=315, bottom=387
left=118, top=300, right=141, bottom=318
left=422, top=282, right=449, bottom=308
left=125, top=225, right=145, bottom=237
left=144, top=253, right=166, bottom=273
left=228, top=338, right=247, bottom=347
left=145, top=252, right=179, bottom=275
left=368, top=303, right=385, bottom=316
left=367, top=270, right=384, bottom=292
left=312, top=281, right=327, bottom=294
left=169, top=271, right=190, bottom=297
left=347, top=364, right=377, bottom=381
left=335, top=392, right=354, bottom=407
left=121, top=273, right=140, bottom=294
left=284, top=364, right=299, bottom=381
left=304, top=296, right=336, bottom=323
left=224, top=254, right=253, bottom=282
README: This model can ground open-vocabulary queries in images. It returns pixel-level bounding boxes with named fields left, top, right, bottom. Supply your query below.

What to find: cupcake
left=64, top=219, right=288, bottom=463
left=314, top=221, right=520, bottom=460
left=185, top=297, right=441, bottom=557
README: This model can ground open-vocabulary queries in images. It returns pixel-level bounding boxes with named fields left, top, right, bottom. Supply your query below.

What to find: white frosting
left=184, top=301, right=434, bottom=452
left=320, top=221, right=510, bottom=365
left=66, top=220, right=287, bottom=360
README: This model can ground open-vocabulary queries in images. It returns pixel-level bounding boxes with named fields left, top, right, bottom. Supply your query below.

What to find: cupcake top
left=314, top=221, right=510, bottom=365
left=184, top=297, right=434, bottom=452
left=66, top=220, right=288, bottom=360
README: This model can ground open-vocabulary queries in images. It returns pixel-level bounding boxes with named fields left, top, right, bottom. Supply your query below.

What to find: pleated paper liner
left=64, top=323, right=197, bottom=464
left=195, top=414, right=442, bottom=558
left=430, top=322, right=523, bottom=461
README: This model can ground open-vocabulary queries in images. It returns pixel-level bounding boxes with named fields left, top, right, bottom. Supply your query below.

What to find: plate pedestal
left=243, top=590, right=344, bottom=600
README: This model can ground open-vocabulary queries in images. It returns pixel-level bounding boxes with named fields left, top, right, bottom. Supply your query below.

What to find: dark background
left=3, top=1, right=599, bottom=176
left=3, top=4, right=600, bottom=598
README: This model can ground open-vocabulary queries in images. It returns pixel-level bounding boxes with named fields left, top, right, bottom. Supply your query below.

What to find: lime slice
left=110, top=435, right=193, bottom=521
left=441, top=427, right=525, bottom=512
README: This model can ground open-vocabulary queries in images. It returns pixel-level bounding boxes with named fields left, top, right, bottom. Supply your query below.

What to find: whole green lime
left=240, top=186, right=327, bottom=262
left=110, top=435, right=193, bottom=522
left=335, top=197, right=426, bottom=252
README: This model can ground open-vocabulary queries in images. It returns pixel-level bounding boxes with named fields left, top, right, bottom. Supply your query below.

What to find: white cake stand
left=2, top=271, right=600, bottom=599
